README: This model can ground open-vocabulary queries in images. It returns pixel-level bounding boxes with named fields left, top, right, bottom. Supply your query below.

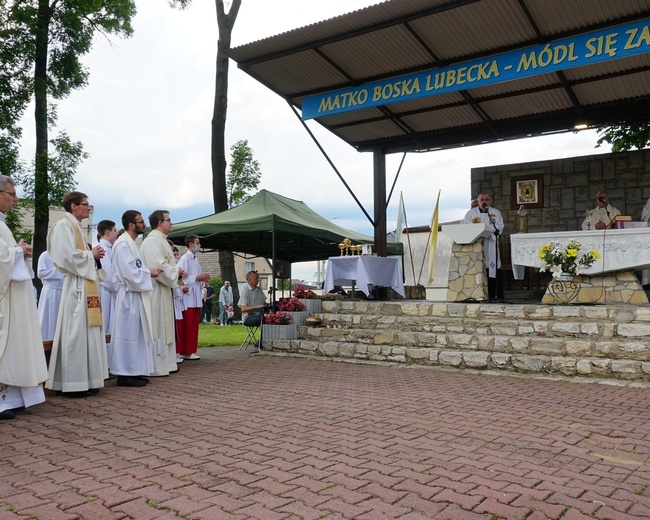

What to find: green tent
left=167, top=189, right=403, bottom=263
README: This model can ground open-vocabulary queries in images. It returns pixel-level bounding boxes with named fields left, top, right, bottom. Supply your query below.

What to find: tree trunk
left=212, top=0, right=241, bottom=315
left=32, top=0, right=51, bottom=293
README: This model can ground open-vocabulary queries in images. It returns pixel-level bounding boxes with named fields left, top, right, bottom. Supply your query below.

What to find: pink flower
left=293, top=285, right=316, bottom=299
left=263, top=311, right=293, bottom=325
left=278, top=298, right=307, bottom=312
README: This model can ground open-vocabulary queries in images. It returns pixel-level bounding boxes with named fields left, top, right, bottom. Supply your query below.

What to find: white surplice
left=37, top=250, right=63, bottom=341
left=462, top=206, right=505, bottom=278
left=46, top=214, right=109, bottom=392
left=108, top=234, right=154, bottom=377
left=98, top=238, right=119, bottom=334
left=0, top=213, right=48, bottom=412
left=141, top=230, right=179, bottom=376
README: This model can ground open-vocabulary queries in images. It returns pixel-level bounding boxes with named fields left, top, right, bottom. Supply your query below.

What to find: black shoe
left=136, top=376, right=150, bottom=384
left=9, top=406, right=25, bottom=413
left=58, top=390, right=91, bottom=398
left=0, top=410, right=16, bottom=420
left=88, top=388, right=100, bottom=395
left=117, top=376, right=147, bottom=388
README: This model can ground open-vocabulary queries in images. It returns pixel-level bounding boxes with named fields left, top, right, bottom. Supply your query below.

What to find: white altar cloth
left=510, top=228, right=650, bottom=280
left=324, top=256, right=405, bottom=297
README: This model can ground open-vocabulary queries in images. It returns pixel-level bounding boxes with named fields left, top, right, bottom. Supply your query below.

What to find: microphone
left=482, top=203, right=489, bottom=210
left=598, top=197, right=606, bottom=203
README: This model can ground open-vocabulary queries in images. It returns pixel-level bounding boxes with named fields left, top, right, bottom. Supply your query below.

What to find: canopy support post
left=373, top=148, right=387, bottom=257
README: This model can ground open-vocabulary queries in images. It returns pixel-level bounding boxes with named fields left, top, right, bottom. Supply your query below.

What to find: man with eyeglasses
left=0, top=175, right=48, bottom=420
left=141, top=210, right=185, bottom=375
left=46, top=191, right=109, bottom=397
left=108, top=210, right=162, bottom=387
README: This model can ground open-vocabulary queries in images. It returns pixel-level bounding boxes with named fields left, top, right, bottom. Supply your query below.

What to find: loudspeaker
left=274, top=260, right=291, bottom=279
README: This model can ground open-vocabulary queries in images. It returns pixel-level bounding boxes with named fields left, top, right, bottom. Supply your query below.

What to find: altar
left=324, top=256, right=405, bottom=298
left=510, top=228, right=650, bottom=304
left=510, top=228, right=650, bottom=278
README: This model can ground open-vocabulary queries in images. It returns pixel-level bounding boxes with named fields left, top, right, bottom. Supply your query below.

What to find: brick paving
left=2, top=348, right=650, bottom=519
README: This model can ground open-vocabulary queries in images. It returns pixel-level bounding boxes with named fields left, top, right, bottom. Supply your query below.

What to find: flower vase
left=298, top=298, right=322, bottom=314
left=262, top=323, right=298, bottom=340
left=556, top=273, right=574, bottom=282
left=286, top=310, right=308, bottom=326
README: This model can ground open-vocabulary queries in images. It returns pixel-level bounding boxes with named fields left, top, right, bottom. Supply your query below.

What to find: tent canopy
left=167, top=190, right=403, bottom=263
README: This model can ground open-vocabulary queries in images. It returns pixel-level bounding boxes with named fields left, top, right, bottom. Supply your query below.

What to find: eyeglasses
left=0, top=190, right=17, bottom=197
left=163, top=219, right=172, bottom=222
left=77, top=202, right=93, bottom=207
left=134, top=220, right=145, bottom=225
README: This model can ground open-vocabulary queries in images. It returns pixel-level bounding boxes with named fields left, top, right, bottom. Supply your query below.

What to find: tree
left=172, top=0, right=242, bottom=310
left=227, top=139, right=261, bottom=207
left=596, top=122, right=650, bottom=152
left=1, top=0, right=136, bottom=279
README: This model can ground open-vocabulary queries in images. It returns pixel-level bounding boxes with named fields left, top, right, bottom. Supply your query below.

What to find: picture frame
left=511, top=174, right=543, bottom=209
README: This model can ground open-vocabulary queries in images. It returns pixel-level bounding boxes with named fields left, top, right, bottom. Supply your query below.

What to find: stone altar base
left=541, top=270, right=648, bottom=305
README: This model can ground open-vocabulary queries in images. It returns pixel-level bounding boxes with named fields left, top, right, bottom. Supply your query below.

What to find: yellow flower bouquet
left=538, top=240, right=601, bottom=279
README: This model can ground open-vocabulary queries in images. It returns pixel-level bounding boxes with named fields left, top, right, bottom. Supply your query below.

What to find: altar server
left=37, top=250, right=63, bottom=341
left=109, top=210, right=160, bottom=387
left=97, top=220, right=119, bottom=337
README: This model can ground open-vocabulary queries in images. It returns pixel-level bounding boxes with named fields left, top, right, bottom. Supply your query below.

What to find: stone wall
left=270, top=300, right=650, bottom=381
left=470, top=147, right=650, bottom=241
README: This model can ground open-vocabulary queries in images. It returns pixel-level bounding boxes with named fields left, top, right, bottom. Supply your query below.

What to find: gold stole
left=65, top=214, right=103, bottom=327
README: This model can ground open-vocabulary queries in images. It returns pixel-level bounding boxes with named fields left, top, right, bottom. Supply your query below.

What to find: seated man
left=322, top=281, right=347, bottom=297
left=238, top=270, right=267, bottom=327
left=582, top=190, right=621, bottom=230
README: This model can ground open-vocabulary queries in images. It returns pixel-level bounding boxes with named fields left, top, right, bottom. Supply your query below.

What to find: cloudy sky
left=19, top=0, right=603, bottom=280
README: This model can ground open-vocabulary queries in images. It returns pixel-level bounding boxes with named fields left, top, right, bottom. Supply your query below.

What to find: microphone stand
left=484, top=206, right=502, bottom=302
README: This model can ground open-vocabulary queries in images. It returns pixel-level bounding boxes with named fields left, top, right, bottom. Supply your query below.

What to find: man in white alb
left=141, top=210, right=184, bottom=375
left=46, top=191, right=108, bottom=397
left=0, top=175, right=48, bottom=420
left=109, top=210, right=161, bottom=387
left=462, top=192, right=505, bottom=300
left=37, top=250, right=63, bottom=341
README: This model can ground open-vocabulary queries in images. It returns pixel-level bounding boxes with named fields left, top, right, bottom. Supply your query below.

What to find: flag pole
left=400, top=193, right=417, bottom=283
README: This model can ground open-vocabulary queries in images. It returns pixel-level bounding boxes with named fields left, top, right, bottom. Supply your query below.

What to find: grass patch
left=198, top=324, right=248, bottom=347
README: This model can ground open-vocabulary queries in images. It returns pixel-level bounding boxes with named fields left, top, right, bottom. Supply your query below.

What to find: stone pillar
left=446, top=242, right=488, bottom=301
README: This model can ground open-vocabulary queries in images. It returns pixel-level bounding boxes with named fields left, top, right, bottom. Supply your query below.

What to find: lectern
left=441, top=223, right=493, bottom=302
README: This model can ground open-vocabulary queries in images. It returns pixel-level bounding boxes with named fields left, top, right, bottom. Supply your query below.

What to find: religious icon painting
left=510, top=173, right=544, bottom=209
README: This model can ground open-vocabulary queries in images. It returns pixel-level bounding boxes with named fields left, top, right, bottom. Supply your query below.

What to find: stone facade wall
left=470, top=147, right=650, bottom=242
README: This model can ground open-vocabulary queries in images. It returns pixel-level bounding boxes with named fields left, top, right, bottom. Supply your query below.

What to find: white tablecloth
left=324, top=256, right=405, bottom=297
left=510, top=228, right=650, bottom=280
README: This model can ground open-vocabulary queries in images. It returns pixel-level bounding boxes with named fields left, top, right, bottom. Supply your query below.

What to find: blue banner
left=302, top=18, right=650, bottom=120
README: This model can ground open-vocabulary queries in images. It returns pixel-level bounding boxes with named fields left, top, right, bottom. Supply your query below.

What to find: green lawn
left=198, top=324, right=247, bottom=347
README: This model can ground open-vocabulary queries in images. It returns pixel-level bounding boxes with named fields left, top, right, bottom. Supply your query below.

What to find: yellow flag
left=428, top=190, right=441, bottom=282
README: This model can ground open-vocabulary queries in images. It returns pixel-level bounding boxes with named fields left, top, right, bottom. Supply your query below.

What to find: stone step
left=273, top=338, right=650, bottom=380
left=321, top=300, right=650, bottom=324
left=300, top=325, right=650, bottom=360
left=317, top=312, right=650, bottom=339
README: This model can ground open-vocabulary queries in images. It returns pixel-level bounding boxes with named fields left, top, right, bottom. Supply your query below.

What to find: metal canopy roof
left=229, top=0, right=650, bottom=154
